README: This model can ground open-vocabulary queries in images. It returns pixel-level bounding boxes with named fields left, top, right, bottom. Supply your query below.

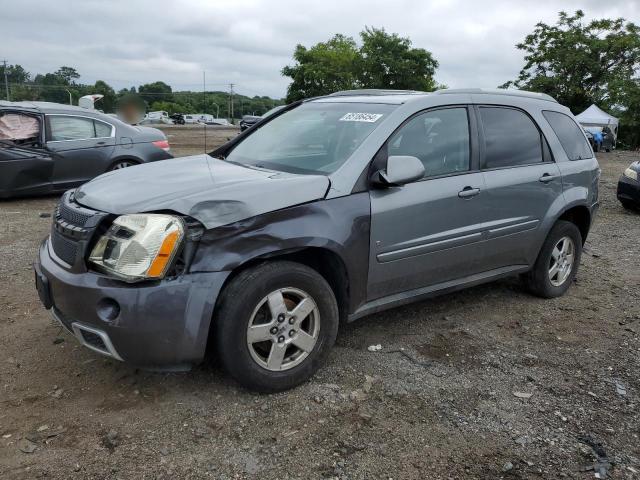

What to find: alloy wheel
left=111, top=161, right=134, bottom=170
left=548, top=236, right=575, bottom=287
left=246, top=287, right=320, bottom=371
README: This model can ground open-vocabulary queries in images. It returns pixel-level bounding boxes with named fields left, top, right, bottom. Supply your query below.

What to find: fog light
left=96, top=298, right=120, bottom=322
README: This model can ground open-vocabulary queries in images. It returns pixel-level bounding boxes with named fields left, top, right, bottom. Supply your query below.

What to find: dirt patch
left=1, top=142, right=639, bottom=479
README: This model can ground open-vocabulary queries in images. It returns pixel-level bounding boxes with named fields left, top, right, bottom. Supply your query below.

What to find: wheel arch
left=556, top=204, right=591, bottom=245
left=215, top=246, right=351, bottom=325
left=204, top=246, right=351, bottom=360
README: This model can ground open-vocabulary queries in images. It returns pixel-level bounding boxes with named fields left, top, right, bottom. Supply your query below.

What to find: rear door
left=477, top=105, right=563, bottom=270
left=45, top=115, right=116, bottom=188
left=368, top=106, right=489, bottom=300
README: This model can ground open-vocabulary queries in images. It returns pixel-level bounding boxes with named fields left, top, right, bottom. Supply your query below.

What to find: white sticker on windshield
left=339, top=113, right=383, bottom=123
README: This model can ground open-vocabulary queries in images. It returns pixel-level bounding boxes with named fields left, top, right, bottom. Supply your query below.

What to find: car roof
left=309, top=88, right=558, bottom=105
left=0, top=100, right=107, bottom=115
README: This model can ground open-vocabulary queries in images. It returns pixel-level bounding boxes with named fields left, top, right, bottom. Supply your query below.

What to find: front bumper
left=35, top=237, right=229, bottom=369
left=617, top=175, right=640, bottom=206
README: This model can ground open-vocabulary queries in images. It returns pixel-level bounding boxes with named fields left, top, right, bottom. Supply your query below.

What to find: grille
left=57, top=200, right=93, bottom=226
left=51, top=229, right=78, bottom=265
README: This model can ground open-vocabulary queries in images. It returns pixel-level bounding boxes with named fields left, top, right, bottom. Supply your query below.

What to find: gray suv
left=34, top=89, right=599, bottom=392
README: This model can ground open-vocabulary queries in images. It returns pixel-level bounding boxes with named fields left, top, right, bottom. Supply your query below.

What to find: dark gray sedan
left=0, top=101, right=172, bottom=198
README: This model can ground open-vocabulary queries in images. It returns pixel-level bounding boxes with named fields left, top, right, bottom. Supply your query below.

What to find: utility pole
left=203, top=71, right=207, bottom=152
left=2, top=60, right=9, bottom=101
left=229, top=83, right=235, bottom=121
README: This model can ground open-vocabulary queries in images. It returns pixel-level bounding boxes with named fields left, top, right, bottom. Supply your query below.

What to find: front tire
left=524, top=220, right=582, bottom=298
left=214, top=261, right=339, bottom=392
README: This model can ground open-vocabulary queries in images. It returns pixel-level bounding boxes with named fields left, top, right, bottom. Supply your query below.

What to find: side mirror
left=375, top=155, right=425, bottom=186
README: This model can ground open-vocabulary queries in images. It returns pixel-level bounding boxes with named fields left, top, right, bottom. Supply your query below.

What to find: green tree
left=90, top=80, right=117, bottom=112
left=358, top=27, right=438, bottom=91
left=282, top=34, right=360, bottom=102
left=32, top=73, right=73, bottom=104
left=502, top=10, right=640, bottom=113
left=54, top=66, right=80, bottom=85
left=0, top=64, right=32, bottom=100
left=138, top=81, right=173, bottom=104
left=282, top=28, right=439, bottom=102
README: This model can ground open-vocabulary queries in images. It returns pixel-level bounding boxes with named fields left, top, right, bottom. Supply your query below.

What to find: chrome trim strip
left=377, top=232, right=483, bottom=263
left=70, top=322, right=124, bottom=361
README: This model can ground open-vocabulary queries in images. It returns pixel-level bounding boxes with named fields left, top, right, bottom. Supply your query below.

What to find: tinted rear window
left=542, top=111, right=593, bottom=160
left=480, top=107, right=543, bottom=169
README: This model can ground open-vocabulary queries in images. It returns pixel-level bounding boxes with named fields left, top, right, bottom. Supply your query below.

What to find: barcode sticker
left=339, top=113, right=383, bottom=123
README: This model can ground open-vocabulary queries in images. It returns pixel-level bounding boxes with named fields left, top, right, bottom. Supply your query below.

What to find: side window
left=480, top=107, right=542, bottom=169
left=94, top=120, right=113, bottom=138
left=542, top=111, right=593, bottom=160
left=388, top=107, right=470, bottom=178
left=48, top=116, right=95, bottom=141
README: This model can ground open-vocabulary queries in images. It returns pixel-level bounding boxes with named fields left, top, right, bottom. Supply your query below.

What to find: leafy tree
left=54, top=66, right=80, bottom=85
left=150, top=100, right=188, bottom=114
left=2, top=63, right=284, bottom=118
left=89, top=80, right=117, bottom=112
left=608, top=77, right=640, bottom=148
left=1, top=64, right=30, bottom=84
left=502, top=10, right=640, bottom=113
left=0, top=64, right=31, bottom=100
left=358, top=27, right=438, bottom=91
left=138, top=81, right=173, bottom=104
left=33, top=72, right=74, bottom=104
left=282, top=34, right=360, bottom=102
left=282, top=28, right=440, bottom=102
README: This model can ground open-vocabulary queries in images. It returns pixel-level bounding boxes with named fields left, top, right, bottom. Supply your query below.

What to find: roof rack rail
left=432, top=88, right=557, bottom=103
left=327, top=89, right=426, bottom=97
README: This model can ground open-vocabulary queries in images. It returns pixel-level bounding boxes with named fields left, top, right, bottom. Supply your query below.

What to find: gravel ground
left=0, top=135, right=639, bottom=479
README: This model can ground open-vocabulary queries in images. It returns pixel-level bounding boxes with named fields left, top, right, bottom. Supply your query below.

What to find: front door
left=368, top=106, right=489, bottom=300
left=46, top=115, right=116, bottom=189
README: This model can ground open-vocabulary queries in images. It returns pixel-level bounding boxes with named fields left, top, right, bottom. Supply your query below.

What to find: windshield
left=225, top=102, right=395, bottom=175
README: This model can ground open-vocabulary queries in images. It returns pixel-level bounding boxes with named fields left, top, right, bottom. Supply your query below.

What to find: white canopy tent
left=575, top=104, right=619, bottom=139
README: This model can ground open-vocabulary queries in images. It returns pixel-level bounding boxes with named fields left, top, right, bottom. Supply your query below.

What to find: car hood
left=74, top=154, right=330, bottom=229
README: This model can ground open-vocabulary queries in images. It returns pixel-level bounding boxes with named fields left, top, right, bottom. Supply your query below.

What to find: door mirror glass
left=377, top=155, right=425, bottom=186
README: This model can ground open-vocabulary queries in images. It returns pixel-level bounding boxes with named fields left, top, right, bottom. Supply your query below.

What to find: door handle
left=458, top=186, right=481, bottom=198
left=538, top=173, right=558, bottom=183
left=96, top=141, right=106, bottom=146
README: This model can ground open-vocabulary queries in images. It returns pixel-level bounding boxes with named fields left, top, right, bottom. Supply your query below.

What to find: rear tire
left=524, top=220, right=582, bottom=298
left=108, top=160, right=137, bottom=171
left=214, top=261, right=339, bottom=393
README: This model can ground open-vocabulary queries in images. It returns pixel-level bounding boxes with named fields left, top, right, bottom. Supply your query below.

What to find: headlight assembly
left=89, top=214, right=184, bottom=282
left=623, top=166, right=638, bottom=181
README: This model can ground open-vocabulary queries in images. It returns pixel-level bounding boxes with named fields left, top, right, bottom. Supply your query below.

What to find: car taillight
left=152, top=140, right=170, bottom=152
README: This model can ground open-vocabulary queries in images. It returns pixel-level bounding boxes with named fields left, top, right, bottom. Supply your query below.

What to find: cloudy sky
left=2, top=0, right=639, bottom=99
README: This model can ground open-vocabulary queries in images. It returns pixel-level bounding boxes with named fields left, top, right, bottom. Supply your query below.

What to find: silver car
left=34, top=88, right=599, bottom=392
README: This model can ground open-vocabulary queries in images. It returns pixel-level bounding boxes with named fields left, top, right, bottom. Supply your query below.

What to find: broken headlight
left=89, top=214, right=184, bottom=282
